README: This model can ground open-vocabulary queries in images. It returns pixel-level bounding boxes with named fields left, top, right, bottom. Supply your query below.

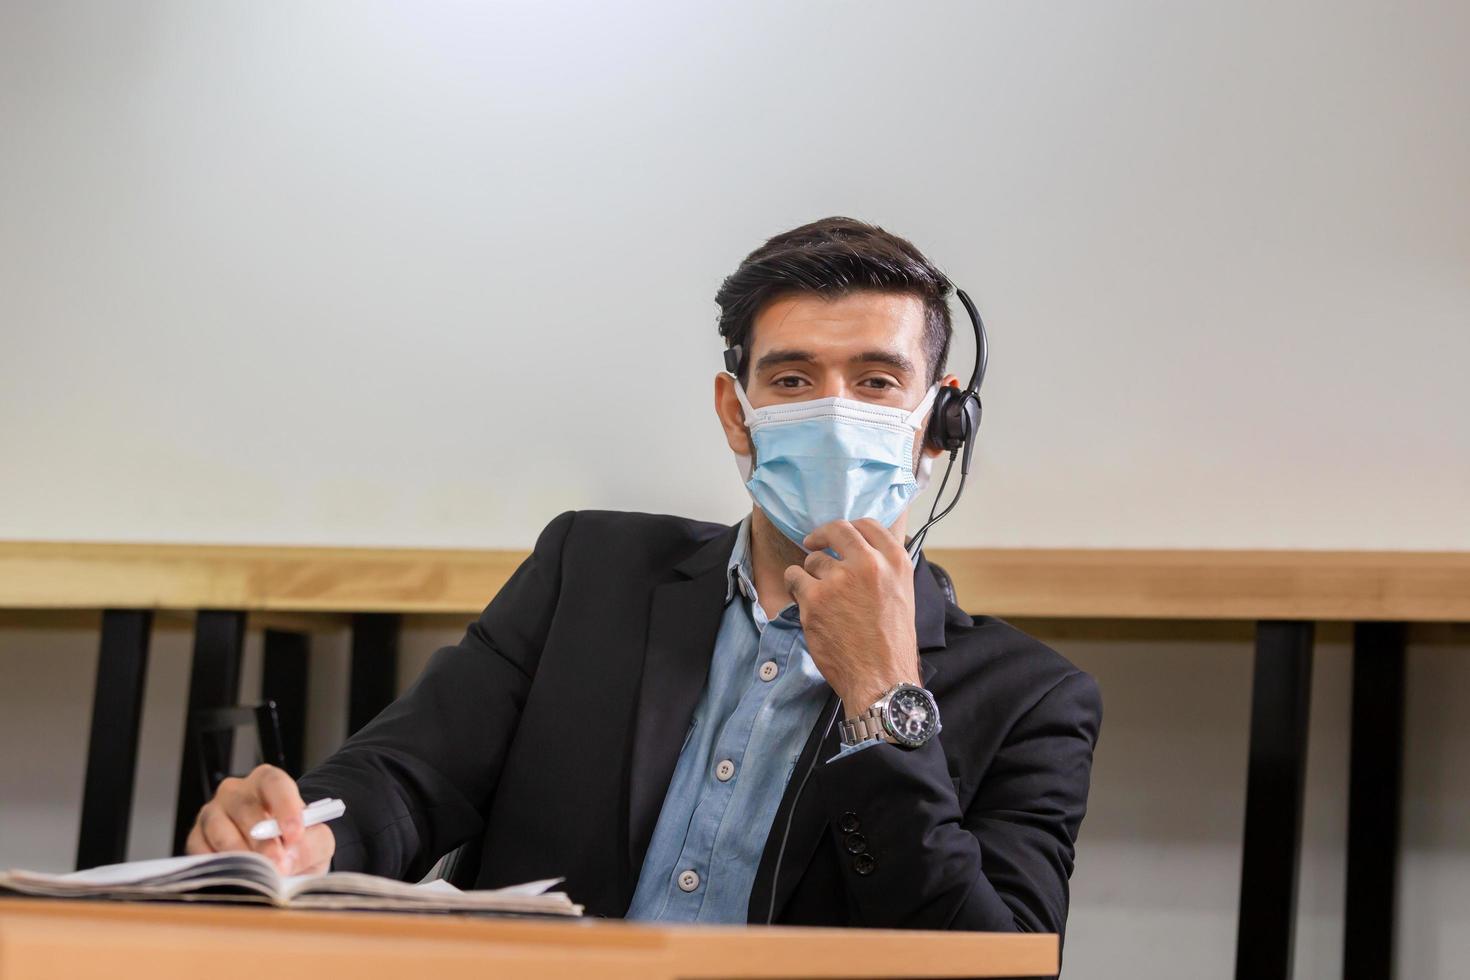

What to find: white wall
left=1, top=0, right=1466, bottom=550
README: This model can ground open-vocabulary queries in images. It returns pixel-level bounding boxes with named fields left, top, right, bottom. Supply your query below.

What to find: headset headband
left=953, top=287, right=988, bottom=396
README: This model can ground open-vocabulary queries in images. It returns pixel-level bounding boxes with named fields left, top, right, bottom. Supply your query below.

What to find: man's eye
left=861, top=377, right=897, bottom=390
left=774, top=376, right=808, bottom=388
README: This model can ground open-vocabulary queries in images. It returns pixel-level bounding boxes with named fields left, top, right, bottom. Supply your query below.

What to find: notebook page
left=3, top=852, right=279, bottom=891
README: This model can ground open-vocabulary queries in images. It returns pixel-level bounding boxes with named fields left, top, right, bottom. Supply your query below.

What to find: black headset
left=923, top=287, right=988, bottom=466
left=905, top=286, right=989, bottom=556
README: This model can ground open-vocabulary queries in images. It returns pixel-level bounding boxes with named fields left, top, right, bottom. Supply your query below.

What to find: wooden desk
left=0, top=898, right=1059, bottom=979
left=2, top=540, right=1466, bottom=620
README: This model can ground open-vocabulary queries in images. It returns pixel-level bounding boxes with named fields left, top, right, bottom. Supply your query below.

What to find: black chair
left=190, top=700, right=288, bottom=802
left=433, top=830, right=485, bottom=889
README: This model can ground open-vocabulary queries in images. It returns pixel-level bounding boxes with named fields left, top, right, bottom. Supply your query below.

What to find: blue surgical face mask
left=733, top=380, right=940, bottom=550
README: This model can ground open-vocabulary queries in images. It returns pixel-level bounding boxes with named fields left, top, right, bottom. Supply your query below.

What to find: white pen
left=249, top=797, right=346, bottom=841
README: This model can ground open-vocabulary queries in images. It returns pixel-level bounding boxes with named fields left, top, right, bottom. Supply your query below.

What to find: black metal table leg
left=261, top=629, right=309, bottom=777
left=76, top=610, right=153, bottom=870
left=172, top=610, right=247, bottom=854
left=348, top=613, right=400, bottom=736
left=1236, top=620, right=1315, bottom=980
left=1344, top=621, right=1406, bottom=980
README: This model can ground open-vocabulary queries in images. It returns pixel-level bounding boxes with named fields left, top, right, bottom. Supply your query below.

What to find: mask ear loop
left=904, top=383, right=941, bottom=427
left=730, top=377, right=758, bottom=423
left=724, top=353, right=759, bottom=481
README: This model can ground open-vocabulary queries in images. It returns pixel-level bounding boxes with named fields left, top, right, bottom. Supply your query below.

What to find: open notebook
left=0, top=852, right=582, bottom=916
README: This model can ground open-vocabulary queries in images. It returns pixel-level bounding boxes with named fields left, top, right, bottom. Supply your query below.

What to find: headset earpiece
left=924, top=383, right=957, bottom=452
left=925, top=382, right=981, bottom=453
left=923, top=287, right=988, bottom=455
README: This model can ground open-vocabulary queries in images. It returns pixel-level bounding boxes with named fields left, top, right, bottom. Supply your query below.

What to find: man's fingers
left=802, top=549, right=838, bottom=578
left=215, top=783, right=271, bottom=838
left=293, top=824, right=336, bottom=876
left=211, top=779, right=295, bottom=871
left=803, top=520, right=872, bottom=560
left=208, top=800, right=290, bottom=868
left=260, top=837, right=290, bottom=871
left=850, top=518, right=907, bottom=562
left=198, top=804, right=250, bottom=853
left=784, top=564, right=816, bottom=599
left=184, top=822, right=209, bottom=855
left=254, top=765, right=307, bottom=846
left=189, top=770, right=302, bottom=873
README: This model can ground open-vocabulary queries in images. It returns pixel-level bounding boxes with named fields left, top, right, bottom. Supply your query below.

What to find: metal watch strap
left=838, top=705, right=893, bottom=746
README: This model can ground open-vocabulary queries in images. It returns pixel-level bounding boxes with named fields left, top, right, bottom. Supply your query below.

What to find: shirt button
left=677, top=869, right=700, bottom=892
left=853, top=853, right=877, bottom=876
left=839, top=812, right=861, bottom=833
left=715, top=759, right=736, bottom=782
left=759, top=660, right=779, bottom=681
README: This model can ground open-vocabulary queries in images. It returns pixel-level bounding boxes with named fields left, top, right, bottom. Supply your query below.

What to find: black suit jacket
left=298, top=510, right=1101, bottom=936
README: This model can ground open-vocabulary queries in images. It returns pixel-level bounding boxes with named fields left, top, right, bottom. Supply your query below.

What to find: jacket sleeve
left=296, top=510, right=576, bottom=882
left=812, top=669, right=1102, bottom=935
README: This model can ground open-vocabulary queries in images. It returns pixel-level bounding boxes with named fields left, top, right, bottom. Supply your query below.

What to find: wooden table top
left=0, top=896, right=1059, bottom=979
left=2, top=539, right=1467, bottom=620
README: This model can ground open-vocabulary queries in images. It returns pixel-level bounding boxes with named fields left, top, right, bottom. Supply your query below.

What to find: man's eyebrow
left=753, top=348, right=817, bottom=372
left=753, top=348, right=918, bottom=375
left=853, top=350, right=917, bottom=374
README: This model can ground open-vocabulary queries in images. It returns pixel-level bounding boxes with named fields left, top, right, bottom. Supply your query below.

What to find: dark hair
left=715, top=216, right=954, bottom=384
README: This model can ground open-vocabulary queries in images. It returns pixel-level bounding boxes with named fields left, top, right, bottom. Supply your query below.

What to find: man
left=187, top=217, right=1102, bottom=937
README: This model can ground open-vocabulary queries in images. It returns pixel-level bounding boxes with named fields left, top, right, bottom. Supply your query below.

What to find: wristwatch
left=838, top=683, right=942, bottom=749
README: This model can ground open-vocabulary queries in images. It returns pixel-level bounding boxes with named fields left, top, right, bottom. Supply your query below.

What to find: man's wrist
left=838, top=677, right=943, bottom=750
left=839, top=673, right=921, bottom=719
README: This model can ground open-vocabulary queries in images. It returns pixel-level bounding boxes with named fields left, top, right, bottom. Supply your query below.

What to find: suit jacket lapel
left=626, top=524, right=740, bottom=885
left=747, top=551, right=953, bottom=923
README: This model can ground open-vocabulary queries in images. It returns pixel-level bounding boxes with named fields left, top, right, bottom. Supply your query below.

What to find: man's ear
left=714, top=373, right=752, bottom=456
left=920, top=373, right=963, bottom=459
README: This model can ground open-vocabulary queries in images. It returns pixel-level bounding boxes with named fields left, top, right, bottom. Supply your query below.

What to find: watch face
left=883, top=685, right=940, bottom=747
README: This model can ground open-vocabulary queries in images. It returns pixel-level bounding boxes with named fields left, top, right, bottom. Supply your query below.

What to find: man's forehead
left=749, top=291, right=927, bottom=362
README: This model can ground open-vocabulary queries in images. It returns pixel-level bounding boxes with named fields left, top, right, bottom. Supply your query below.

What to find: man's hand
left=184, top=764, right=335, bottom=876
left=783, top=518, right=923, bottom=715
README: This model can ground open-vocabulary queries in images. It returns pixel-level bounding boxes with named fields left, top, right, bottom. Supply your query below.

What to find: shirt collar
left=717, top=513, right=961, bottom=651
left=725, top=514, right=756, bottom=605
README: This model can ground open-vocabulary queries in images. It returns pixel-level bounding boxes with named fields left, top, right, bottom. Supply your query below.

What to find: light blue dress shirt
left=626, top=517, right=877, bottom=923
